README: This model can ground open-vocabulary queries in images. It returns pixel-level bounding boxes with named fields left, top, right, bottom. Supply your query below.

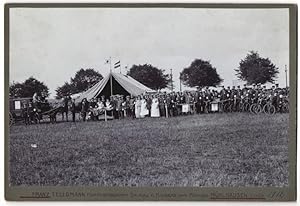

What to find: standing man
left=196, top=91, right=202, bottom=114
left=110, top=96, right=118, bottom=119
left=22, top=100, right=29, bottom=125
left=166, top=94, right=172, bottom=117
left=116, top=96, right=123, bottom=119
left=125, top=95, right=131, bottom=118
left=158, top=94, right=166, bottom=117
left=219, top=86, right=226, bottom=112
left=81, top=98, right=89, bottom=122
left=146, top=95, right=152, bottom=117
left=70, top=99, right=76, bottom=122
left=62, top=96, right=70, bottom=122
left=129, top=96, right=135, bottom=118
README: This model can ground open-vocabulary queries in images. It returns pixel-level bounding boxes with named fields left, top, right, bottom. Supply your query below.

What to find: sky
left=9, top=7, right=289, bottom=97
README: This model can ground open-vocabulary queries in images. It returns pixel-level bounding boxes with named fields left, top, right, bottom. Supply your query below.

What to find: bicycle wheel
left=223, top=103, right=229, bottom=112
left=282, top=104, right=289, bottom=113
left=228, top=104, right=233, bottom=112
left=263, top=104, right=275, bottom=114
left=238, top=103, right=243, bottom=112
left=224, top=103, right=232, bottom=113
left=250, top=103, right=262, bottom=114
left=263, top=104, right=269, bottom=114
left=250, top=104, right=256, bottom=114
left=256, top=104, right=263, bottom=114
left=232, top=104, right=237, bottom=112
left=243, top=103, right=250, bottom=112
left=268, top=105, right=276, bottom=114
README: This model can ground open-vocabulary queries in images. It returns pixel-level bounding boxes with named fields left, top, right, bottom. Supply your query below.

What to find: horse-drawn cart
left=9, top=97, right=63, bottom=126
left=9, top=97, right=34, bottom=126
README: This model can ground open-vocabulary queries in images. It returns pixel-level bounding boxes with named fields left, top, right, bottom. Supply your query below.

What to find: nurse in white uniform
left=140, top=96, right=148, bottom=118
left=151, top=95, right=160, bottom=117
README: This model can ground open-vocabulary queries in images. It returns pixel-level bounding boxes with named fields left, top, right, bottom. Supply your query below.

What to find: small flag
left=114, top=61, right=121, bottom=69
left=105, top=59, right=110, bottom=64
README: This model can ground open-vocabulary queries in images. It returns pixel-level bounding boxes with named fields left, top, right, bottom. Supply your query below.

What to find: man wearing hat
left=125, top=95, right=131, bottom=118
left=219, top=86, right=226, bottom=112
left=158, top=94, right=166, bottom=117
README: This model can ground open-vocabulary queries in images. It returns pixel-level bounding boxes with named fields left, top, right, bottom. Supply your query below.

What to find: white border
left=0, top=0, right=298, bottom=205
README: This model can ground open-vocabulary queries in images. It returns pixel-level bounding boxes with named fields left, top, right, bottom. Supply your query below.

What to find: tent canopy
left=73, top=72, right=154, bottom=103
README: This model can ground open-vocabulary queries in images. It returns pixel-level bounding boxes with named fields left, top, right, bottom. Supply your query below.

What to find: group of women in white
left=134, top=95, right=160, bottom=118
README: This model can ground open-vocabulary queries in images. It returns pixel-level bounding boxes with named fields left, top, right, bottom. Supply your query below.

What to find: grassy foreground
left=9, top=113, right=289, bottom=187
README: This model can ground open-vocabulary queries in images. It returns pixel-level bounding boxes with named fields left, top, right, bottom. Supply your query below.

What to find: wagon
left=9, top=97, right=33, bottom=126
left=9, top=97, right=55, bottom=125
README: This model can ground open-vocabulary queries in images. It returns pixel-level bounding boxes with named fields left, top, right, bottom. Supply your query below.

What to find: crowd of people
left=69, top=83, right=289, bottom=122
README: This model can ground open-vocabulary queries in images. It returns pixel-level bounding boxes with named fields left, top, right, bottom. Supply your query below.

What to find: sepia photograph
left=5, top=3, right=296, bottom=201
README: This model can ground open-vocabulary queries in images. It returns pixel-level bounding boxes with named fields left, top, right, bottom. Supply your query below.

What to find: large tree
left=55, top=82, right=74, bottom=99
left=9, top=77, right=49, bottom=98
left=235, top=51, right=279, bottom=84
left=70, top=68, right=103, bottom=93
left=55, top=68, right=103, bottom=99
left=127, top=64, right=171, bottom=90
left=180, top=59, right=222, bottom=89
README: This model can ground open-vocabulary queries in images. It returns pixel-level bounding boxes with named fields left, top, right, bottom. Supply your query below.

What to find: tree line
left=9, top=51, right=279, bottom=99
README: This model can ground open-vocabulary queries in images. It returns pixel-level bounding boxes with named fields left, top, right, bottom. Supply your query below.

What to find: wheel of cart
left=9, top=112, right=15, bottom=126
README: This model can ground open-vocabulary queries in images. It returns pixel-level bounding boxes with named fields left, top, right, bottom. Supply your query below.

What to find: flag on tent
left=114, top=61, right=121, bottom=68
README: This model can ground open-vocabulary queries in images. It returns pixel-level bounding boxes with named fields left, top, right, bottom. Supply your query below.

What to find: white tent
left=73, top=72, right=154, bottom=103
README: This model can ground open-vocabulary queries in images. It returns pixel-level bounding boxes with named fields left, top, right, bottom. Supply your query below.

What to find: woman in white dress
left=151, top=95, right=160, bottom=117
left=140, top=95, right=148, bottom=118
left=134, top=96, right=141, bottom=119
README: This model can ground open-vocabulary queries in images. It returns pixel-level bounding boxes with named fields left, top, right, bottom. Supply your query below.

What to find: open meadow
left=9, top=113, right=289, bottom=187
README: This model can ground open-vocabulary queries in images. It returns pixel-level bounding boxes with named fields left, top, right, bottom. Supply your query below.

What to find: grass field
left=9, top=113, right=289, bottom=187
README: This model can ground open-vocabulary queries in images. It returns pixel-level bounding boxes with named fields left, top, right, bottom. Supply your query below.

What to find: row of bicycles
left=218, top=96, right=289, bottom=114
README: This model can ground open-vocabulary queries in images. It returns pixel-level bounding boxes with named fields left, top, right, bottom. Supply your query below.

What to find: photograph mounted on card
left=4, top=3, right=297, bottom=201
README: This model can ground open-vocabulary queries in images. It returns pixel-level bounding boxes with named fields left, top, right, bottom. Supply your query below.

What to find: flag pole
left=110, top=56, right=113, bottom=97
left=170, top=69, right=173, bottom=92
left=179, top=72, right=182, bottom=92
left=285, top=64, right=288, bottom=88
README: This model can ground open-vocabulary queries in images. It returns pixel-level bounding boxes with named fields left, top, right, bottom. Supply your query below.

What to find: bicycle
left=263, top=101, right=276, bottom=114
left=250, top=98, right=264, bottom=114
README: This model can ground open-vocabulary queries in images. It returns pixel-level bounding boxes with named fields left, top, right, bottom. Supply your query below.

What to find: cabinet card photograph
left=4, top=3, right=297, bottom=201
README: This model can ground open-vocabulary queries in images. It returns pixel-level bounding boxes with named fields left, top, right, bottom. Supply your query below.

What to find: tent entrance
left=97, top=75, right=130, bottom=99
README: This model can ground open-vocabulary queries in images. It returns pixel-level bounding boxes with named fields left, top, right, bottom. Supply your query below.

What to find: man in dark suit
left=81, top=98, right=89, bottom=121
left=62, top=96, right=70, bottom=122
left=146, top=95, right=152, bottom=117
left=70, top=99, right=76, bottom=122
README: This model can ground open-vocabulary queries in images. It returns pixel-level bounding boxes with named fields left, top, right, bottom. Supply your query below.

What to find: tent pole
left=110, top=56, right=113, bottom=97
